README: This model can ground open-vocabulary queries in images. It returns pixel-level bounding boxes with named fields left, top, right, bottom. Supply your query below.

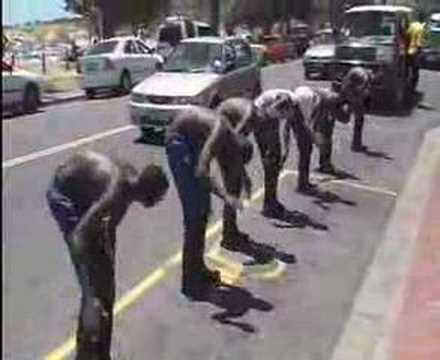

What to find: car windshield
left=344, top=12, right=398, bottom=37
left=163, top=42, right=222, bottom=73
left=86, top=41, right=117, bottom=55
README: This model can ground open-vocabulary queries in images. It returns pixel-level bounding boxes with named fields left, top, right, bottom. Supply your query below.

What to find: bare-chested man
left=46, top=150, right=169, bottom=360
left=165, top=106, right=253, bottom=300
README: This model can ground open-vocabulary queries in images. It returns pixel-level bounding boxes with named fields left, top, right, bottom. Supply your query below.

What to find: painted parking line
left=2, top=125, right=136, bottom=170
left=283, top=170, right=398, bottom=198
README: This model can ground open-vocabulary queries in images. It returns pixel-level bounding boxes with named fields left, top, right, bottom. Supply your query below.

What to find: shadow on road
left=298, top=187, right=357, bottom=210
left=267, top=208, right=329, bottom=231
left=354, top=147, right=394, bottom=161
left=208, top=284, right=274, bottom=333
left=2, top=108, right=45, bottom=120
left=370, top=91, right=434, bottom=117
left=315, top=167, right=360, bottom=181
left=224, top=234, right=297, bottom=266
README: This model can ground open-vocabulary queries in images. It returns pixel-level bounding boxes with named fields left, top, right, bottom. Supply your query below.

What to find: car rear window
left=86, top=41, right=118, bottom=55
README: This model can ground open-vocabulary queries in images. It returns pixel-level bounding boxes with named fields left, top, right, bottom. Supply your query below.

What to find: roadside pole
left=210, top=0, right=220, bottom=35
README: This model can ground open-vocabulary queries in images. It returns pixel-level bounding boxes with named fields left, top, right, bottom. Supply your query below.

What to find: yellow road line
left=45, top=172, right=288, bottom=360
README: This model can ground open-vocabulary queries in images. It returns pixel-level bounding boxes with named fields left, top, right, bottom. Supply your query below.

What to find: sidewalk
left=332, top=126, right=440, bottom=360
left=392, top=171, right=440, bottom=359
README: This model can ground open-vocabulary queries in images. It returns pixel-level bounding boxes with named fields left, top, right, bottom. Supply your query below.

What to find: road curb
left=41, top=92, right=85, bottom=107
left=330, top=126, right=440, bottom=360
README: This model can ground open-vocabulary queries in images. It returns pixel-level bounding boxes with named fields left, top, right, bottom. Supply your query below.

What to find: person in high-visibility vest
left=407, top=17, right=427, bottom=90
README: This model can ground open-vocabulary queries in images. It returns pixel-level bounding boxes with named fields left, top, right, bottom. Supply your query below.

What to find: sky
left=2, top=0, right=75, bottom=26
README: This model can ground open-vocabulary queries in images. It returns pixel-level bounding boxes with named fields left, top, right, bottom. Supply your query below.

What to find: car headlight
left=171, top=96, right=196, bottom=105
left=131, top=93, right=149, bottom=103
left=376, top=47, right=394, bottom=63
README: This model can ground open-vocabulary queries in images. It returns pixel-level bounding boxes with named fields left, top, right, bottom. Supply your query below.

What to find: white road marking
left=283, top=170, right=398, bottom=198
left=2, top=125, right=136, bottom=170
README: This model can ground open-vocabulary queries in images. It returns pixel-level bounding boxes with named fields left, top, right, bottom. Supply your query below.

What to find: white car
left=2, top=60, right=44, bottom=114
left=79, top=36, right=163, bottom=99
left=129, top=36, right=261, bottom=135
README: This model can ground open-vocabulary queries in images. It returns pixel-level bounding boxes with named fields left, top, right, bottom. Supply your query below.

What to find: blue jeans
left=166, top=133, right=211, bottom=289
left=46, top=181, right=114, bottom=360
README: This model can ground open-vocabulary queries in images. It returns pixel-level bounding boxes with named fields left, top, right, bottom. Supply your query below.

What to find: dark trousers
left=350, top=102, right=365, bottom=149
left=290, top=117, right=335, bottom=188
left=317, top=117, right=336, bottom=168
left=407, top=52, right=421, bottom=90
left=253, top=119, right=282, bottom=209
left=222, top=169, right=242, bottom=241
left=46, top=184, right=115, bottom=360
left=165, top=133, right=211, bottom=290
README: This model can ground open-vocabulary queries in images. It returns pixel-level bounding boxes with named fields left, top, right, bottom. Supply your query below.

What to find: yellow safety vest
left=407, top=22, right=426, bottom=55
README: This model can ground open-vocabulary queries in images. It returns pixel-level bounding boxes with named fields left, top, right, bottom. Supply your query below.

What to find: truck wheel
left=23, top=84, right=39, bottom=113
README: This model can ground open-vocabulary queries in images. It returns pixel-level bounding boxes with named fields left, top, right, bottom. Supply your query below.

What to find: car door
left=231, top=39, right=259, bottom=98
left=216, top=41, right=240, bottom=99
left=122, top=40, right=142, bottom=83
left=2, top=64, right=25, bottom=107
left=135, top=40, right=159, bottom=80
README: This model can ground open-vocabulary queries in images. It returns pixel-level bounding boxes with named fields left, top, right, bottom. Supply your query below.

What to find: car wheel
left=23, top=84, right=39, bottom=113
left=119, top=71, right=132, bottom=94
left=85, top=89, right=95, bottom=99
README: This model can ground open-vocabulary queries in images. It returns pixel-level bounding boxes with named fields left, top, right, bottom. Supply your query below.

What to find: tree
left=64, top=0, right=166, bottom=39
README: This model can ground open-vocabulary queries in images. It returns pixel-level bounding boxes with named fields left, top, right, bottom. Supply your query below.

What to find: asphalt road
left=2, top=61, right=440, bottom=360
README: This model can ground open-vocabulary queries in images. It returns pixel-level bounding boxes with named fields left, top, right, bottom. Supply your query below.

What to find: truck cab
left=332, top=5, right=414, bottom=109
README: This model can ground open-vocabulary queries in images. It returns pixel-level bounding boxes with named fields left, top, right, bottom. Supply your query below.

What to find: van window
left=159, top=24, right=182, bottom=46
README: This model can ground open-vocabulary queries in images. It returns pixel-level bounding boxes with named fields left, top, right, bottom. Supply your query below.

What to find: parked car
left=156, top=16, right=216, bottom=59
left=2, top=60, right=44, bottom=114
left=130, top=36, right=261, bottom=135
left=79, top=36, right=163, bottom=99
left=421, top=13, right=440, bottom=70
left=331, top=5, right=415, bottom=109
